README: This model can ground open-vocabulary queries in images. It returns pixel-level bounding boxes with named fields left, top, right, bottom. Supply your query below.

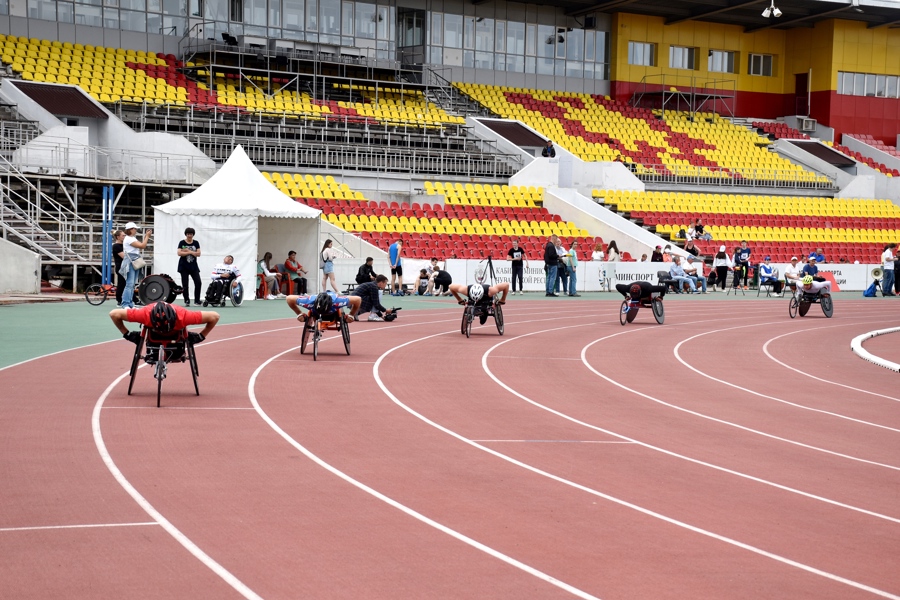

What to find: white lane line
left=0, top=522, right=158, bottom=532
left=371, top=327, right=900, bottom=600
left=102, top=406, right=257, bottom=410
left=92, top=372, right=263, bottom=600
left=471, top=440, right=635, bottom=444
left=672, top=321, right=900, bottom=433
left=249, top=341, right=603, bottom=600
left=479, top=321, right=900, bottom=524
left=762, top=326, right=900, bottom=402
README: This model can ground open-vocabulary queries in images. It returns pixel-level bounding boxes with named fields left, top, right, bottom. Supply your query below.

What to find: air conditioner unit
left=800, top=118, right=817, bottom=132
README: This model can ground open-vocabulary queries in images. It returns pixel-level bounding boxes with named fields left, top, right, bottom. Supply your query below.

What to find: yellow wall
left=612, top=13, right=900, bottom=95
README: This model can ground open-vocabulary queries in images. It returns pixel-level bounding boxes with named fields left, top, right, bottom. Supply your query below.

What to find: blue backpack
left=863, top=282, right=877, bottom=297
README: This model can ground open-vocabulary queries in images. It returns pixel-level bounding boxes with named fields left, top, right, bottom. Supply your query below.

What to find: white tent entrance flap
left=152, top=145, right=321, bottom=300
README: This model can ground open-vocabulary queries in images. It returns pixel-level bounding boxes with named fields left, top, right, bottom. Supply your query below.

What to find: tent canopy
left=151, top=146, right=321, bottom=299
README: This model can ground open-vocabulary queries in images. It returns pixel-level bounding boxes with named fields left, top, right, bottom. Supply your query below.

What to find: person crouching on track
left=350, top=275, right=397, bottom=322
left=287, top=291, right=359, bottom=324
left=110, top=301, right=219, bottom=345
left=449, top=281, right=509, bottom=324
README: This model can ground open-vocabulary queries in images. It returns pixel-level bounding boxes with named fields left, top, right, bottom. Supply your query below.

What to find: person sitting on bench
left=356, top=257, right=377, bottom=285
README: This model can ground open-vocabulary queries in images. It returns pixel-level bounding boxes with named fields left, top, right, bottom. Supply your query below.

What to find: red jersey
left=126, top=303, right=204, bottom=331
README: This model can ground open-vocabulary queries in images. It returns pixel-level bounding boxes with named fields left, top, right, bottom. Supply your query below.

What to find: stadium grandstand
left=0, top=0, right=899, bottom=294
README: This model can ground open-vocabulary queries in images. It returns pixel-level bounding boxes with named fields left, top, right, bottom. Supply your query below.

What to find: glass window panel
left=284, top=0, right=303, bottom=29
left=556, top=30, right=565, bottom=59
left=853, top=72, right=865, bottom=95
left=57, top=2, right=74, bottom=21
left=245, top=0, right=264, bottom=25
left=475, top=51, right=491, bottom=69
left=148, top=0, right=160, bottom=11
left=430, top=46, right=442, bottom=64
left=28, top=0, right=56, bottom=20
left=204, top=0, right=223, bottom=19
left=103, top=6, right=119, bottom=27
left=538, top=24, right=554, bottom=58
left=463, top=49, right=474, bottom=68
left=320, top=0, right=339, bottom=35
left=430, top=12, right=441, bottom=46
left=839, top=71, right=851, bottom=94
left=474, top=17, right=492, bottom=51
left=120, top=8, right=146, bottom=30
left=536, top=55, right=553, bottom=75
left=525, top=55, right=535, bottom=73
left=121, top=0, right=144, bottom=9
left=306, top=0, right=316, bottom=30
left=494, top=53, right=505, bottom=70
left=0, top=0, right=7, bottom=14
left=269, top=0, right=281, bottom=27
left=376, top=6, right=389, bottom=40
left=189, top=0, right=199, bottom=15
left=865, top=73, right=876, bottom=96
left=495, top=20, right=504, bottom=53
left=596, top=31, right=607, bottom=63
left=566, top=60, right=582, bottom=77
left=507, top=20, right=524, bottom=55
left=887, top=76, right=898, bottom=99
left=355, top=2, right=374, bottom=38
left=584, top=29, right=594, bottom=62
left=147, top=12, right=161, bottom=30
left=341, top=1, right=352, bottom=35
left=566, top=28, right=583, bottom=61
left=444, top=13, right=462, bottom=48
left=555, top=58, right=565, bottom=76
left=876, top=75, right=886, bottom=97
left=584, top=61, right=594, bottom=79
left=163, top=14, right=185, bottom=33
left=163, top=0, right=184, bottom=15
left=464, top=15, right=474, bottom=49
left=507, top=54, right=523, bottom=72
left=75, top=3, right=102, bottom=25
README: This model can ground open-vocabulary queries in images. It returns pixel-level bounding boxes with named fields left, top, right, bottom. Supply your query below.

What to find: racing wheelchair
left=617, top=282, right=666, bottom=325
left=460, top=295, right=504, bottom=338
left=202, top=277, right=244, bottom=307
left=127, top=327, right=199, bottom=407
left=789, top=289, right=833, bottom=318
left=299, top=294, right=351, bottom=361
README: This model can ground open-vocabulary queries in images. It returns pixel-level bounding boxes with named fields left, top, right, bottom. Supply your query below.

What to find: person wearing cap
left=784, top=256, right=803, bottom=292
left=711, top=245, right=733, bottom=292
left=757, top=256, right=783, bottom=296
left=668, top=255, right=698, bottom=293
left=682, top=255, right=709, bottom=293
left=121, top=222, right=152, bottom=309
left=541, top=140, right=556, bottom=158
left=651, top=245, right=664, bottom=262
left=801, top=255, right=826, bottom=282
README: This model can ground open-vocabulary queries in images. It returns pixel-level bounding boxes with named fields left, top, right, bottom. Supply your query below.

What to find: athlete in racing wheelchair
left=789, top=275, right=833, bottom=318
left=450, top=281, right=509, bottom=337
left=203, top=255, right=244, bottom=307
left=287, top=291, right=360, bottom=360
left=616, top=281, right=667, bottom=325
left=110, top=301, right=220, bottom=407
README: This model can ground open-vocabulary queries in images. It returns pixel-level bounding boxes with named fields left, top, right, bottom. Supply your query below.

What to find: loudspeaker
left=872, top=267, right=884, bottom=281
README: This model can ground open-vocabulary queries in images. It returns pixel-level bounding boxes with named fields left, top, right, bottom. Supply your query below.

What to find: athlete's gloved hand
left=187, top=332, right=206, bottom=345
left=123, top=331, right=142, bottom=345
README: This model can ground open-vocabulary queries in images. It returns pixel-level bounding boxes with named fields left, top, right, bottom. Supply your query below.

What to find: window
left=284, top=0, right=303, bottom=30
left=748, top=53, right=773, bottom=77
left=628, top=41, right=655, bottom=66
left=120, top=8, right=145, bottom=29
left=443, top=13, right=462, bottom=48
left=887, top=76, right=898, bottom=99
left=708, top=50, right=735, bottom=74
left=355, top=2, right=374, bottom=38
left=839, top=71, right=900, bottom=98
left=669, top=45, right=696, bottom=70
left=229, top=0, right=240, bottom=22
left=430, top=12, right=441, bottom=46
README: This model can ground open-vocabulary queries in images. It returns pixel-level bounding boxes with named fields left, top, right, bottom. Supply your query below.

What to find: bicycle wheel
left=341, top=316, right=351, bottom=355
left=85, top=283, right=109, bottom=306
left=300, top=320, right=311, bottom=354
left=313, top=320, right=321, bottom=361
left=652, top=297, right=665, bottom=325
left=230, top=282, right=244, bottom=307
left=788, top=297, right=799, bottom=319
left=494, top=302, right=504, bottom=335
left=821, top=295, right=833, bottom=318
left=619, top=300, right=629, bottom=326
left=465, top=307, right=474, bottom=338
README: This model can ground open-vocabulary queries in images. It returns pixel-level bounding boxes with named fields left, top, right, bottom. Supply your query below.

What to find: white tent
left=152, top=146, right=321, bottom=300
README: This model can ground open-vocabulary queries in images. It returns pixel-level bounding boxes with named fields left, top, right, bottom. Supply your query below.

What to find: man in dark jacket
left=350, top=274, right=395, bottom=322
left=355, top=257, right=377, bottom=284
left=542, top=141, right=556, bottom=158
left=544, top=234, right=559, bottom=297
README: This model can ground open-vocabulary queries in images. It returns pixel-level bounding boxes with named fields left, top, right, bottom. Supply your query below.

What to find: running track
left=1, top=298, right=898, bottom=599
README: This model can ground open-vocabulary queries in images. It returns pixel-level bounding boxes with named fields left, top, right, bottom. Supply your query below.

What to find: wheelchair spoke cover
left=798, top=301, right=811, bottom=317
left=313, top=319, right=321, bottom=361
left=300, top=320, right=311, bottom=354
left=789, top=297, right=799, bottom=318
left=652, top=297, right=665, bottom=324
left=465, top=306, right=474, bottom=338
left=619, top=300, right=629, bottom=326
left=230, top=282, right=244, bottom=307
left=494, top=302, right=504, bottom=335
left=821, top=295, right=833, bottom=318
left=139, top=274, right=182, bottom=304
left=341, top=317, right=351, bottom=355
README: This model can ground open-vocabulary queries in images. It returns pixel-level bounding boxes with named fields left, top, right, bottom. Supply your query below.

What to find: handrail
left=634, top=161, right=835, bottom=190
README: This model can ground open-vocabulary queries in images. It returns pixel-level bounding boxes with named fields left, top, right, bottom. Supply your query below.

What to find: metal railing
left=635, top=162, right=836, bottom=191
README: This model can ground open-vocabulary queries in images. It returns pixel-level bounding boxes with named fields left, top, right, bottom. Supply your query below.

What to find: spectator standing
left=881, top=243, right=896, bottom=296
left=507, top=239, right=526, bottom=295
left=121, top=222, right=151, bottom=309
left=356, top=257, right=377, bottom=285
left=388, top=238, right=403, bottom=295
left=735, top=241, right=752, bottom=290
left=543, top=234, right=559, bottom=297
left=555, top=237, right=569, bottom=294
left=651, top=245, right=664, bottom=262
left=111, top=229, right=126, bottom=306
left=257, top=252, right=284, bottom=299
left=757, top=256, right=784, bottom=296
left=566, top=241, right=580, bottom=296
left=591, top=243, right=605, bottom=261
left=284, top=250, right=308, bottom=294
left=606, top=240, right=620, bottom=262
left=542, top=141, right=556, bottom=158
left=177, top=227, right=202, bottom=306
left=320, top=239, right=340, bottom=294
left=712, top=245, right=733, bottom=291
left=682, top=255, right=709, bottom=293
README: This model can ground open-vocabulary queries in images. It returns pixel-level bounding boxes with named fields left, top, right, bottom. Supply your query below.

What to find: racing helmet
left=468, top=284, right=485, bottom=303
left=313, top=292, right=333, bottom=315
left=801, top=275, right=814, bottom=285
left=629, top=283, right=643, bottom=300
left=149, top=301, right=177, bottom=332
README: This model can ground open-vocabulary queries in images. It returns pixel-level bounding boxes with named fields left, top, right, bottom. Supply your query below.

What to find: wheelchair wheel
left=85, top=283, right=109, bottom=306
left=300, top=320, right=311, bottom=354
left=619, top=300, right=629, bottom=326
left=230, top=282, right=244, bottom=307
left=465, top=306, right=474, bottom=338
left=127, top=334, right=145, bottom=395
left=799, top=301, right=811, bottom=317
left=821, top=295, right=833, bottom=318
left=789, top=297, right=799, bottom=319
left=494, top=302, right=504, bottom=336
left=154, top=358, right=166, bottom=408
left=139, top=274, right=173, bottom=304
left=313, top=319, right=321, bottom=361
left=652, top=297, right=665, bottom=325
left=340, top=316, right=351, bottom=355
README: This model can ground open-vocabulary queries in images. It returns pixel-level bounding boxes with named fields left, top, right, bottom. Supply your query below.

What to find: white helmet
left=468, top=284, right=485, bottom=303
